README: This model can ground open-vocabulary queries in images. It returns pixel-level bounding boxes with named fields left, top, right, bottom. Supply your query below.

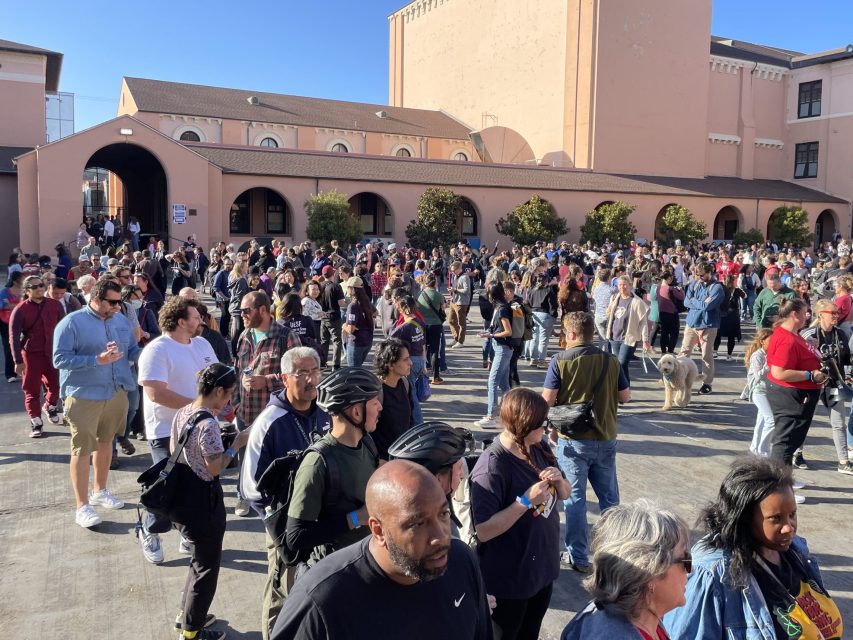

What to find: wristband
left=348, top=510, right=360, bottom=528
left=516, top=495, right=532, bottom=509
left=804, top=370, right=812, bottom=381
left=225, top=447, right=236, bottom=459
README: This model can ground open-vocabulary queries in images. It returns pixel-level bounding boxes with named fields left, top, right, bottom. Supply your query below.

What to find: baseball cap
left=321, top=265, right=335, bottom=277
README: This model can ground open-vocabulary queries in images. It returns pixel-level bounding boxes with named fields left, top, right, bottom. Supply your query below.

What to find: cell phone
left=107, top=341, right=118, bottom=352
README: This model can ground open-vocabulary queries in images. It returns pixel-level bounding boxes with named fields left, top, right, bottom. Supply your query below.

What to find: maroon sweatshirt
left=9, top=298, right=65, bottom=363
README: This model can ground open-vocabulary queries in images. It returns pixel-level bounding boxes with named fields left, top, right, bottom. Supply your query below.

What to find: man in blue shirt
left=678, top=262, right=725, bottom=395
left=53, top=278, right=141, bottom=529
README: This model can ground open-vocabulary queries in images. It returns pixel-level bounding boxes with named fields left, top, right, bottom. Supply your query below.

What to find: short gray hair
left=584, top=500, right=689, bottom=618
left=281, top=347, right=321, bottom=374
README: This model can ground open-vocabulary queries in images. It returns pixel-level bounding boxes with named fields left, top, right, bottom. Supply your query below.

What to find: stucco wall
left=391, top=0, right=568, bottom=161
left=0, top=51, right=47, bottom=147
left=0, top=175, right=21, bottom=257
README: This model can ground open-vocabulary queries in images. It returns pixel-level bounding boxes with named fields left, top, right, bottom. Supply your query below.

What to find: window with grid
left=794, top=142, right=819, bottom=179
left=259, top=137, right=278, bottom=148
left=798, top=80, right=822, bottom=119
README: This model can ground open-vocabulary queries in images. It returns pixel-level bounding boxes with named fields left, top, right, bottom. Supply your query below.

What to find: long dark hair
left=488, top=281, right=506, bottom=305
left=197, top=363, right=237, bottom=397
left=351, top=284, right=376, bottom=320
left=499, top=387, right=557, bottom=472
left=698, top=456, right=794, bottom=587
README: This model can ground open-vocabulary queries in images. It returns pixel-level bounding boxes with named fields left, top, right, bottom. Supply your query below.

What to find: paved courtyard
left=1, top=314, right=851, bottom=639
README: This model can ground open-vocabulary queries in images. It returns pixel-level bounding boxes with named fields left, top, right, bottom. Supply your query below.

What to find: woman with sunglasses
left=171, top=363, right=249, bottom=640
left=561, top=500, right=690, bottom=640
left=800, top=299, right=853, bottom=475
left=664, top=456, right=843, bottom=640
left=470, top=387, right=569, bottom=640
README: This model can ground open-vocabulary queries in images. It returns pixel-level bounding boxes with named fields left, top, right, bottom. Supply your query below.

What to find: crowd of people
left=2, top=229, right=850, bottom=639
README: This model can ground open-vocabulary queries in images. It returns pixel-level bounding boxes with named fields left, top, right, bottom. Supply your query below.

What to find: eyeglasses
left=673, top=554, right=692, bottom=573
left=290, top=369, right=321, bottom=381
left=102, top=298, right=123, bottom=306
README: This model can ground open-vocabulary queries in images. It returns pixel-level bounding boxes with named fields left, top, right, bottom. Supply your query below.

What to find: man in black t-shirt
left=319, top=266, right=345, bottom=370
left=272, top=461, right=493, bottom=640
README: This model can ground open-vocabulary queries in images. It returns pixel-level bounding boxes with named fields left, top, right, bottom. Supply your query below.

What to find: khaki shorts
left=65, top=391, right=129, bottom=456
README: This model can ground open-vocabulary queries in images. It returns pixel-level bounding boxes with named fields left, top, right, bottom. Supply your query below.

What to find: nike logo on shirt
left=454, top=593, right=466, bottom=607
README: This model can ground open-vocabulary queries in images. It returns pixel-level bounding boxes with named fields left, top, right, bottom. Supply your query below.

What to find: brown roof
left=0, top=39, right=62, bottom=91
left=187, top=143, right=848, bottom=204
left=0, top=146, right=33, bottom=174
left=124, top=77, right=473, bottom=140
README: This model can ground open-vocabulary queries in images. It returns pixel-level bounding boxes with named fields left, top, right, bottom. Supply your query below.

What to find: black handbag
left=136, top=410, right=214, bottom=519
left=548, top=354, right=609, bottom=437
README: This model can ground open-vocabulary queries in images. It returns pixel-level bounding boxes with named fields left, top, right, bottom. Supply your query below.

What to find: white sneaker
left=178, top=535, right=193, bottom=556
left=89, top=488, right=124, bottom=510
left=792, top=478, right=806, bottom=490
left=450, top=342, right=463, bottom=349
left=75, top=504, right=102, bottom=528
left=235, top=497, right=251, bottom=517
left=140, top=530, right=164, bottom=564
left=795, top=493, right=806, bottom=504
left=474, top=416, right=497, bottom=429
left=713, top=351, right=719, bottom=359
left=6, top=376, right=19, bottom=383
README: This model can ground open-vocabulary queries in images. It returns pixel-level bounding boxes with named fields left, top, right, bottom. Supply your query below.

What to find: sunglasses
left=102, top=298, right=123, bottom=306
left=674, top=554, right=692, bottom=573
left=27, top=283, right=45, bottom=290
left=239, top=306, right=259, bottom=315
left=821, top=310, right=840, bottom=316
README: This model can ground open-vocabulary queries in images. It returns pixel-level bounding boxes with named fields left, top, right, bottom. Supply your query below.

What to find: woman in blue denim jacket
left=561, top=501, right=691, bottom=640
left=664, top=457, right=843, bottom=640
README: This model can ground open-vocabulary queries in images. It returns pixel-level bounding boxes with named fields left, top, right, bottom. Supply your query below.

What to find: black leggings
left=425, top=324, right=442, bottom=380
left=713, top=332, right=737, bottom=355
left=658, top=312, right=679, bottom=354
left=0, top=319, right=14, bottom=379
left=766, top=381, right=820, bottom=464
left=491, top=582, right=553, bottom=640
left=509, top=343, right=523, bottom=387
left=171, top=467, right=226, bottom=633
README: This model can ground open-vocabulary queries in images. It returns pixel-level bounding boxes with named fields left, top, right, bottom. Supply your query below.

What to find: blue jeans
left=609, top=340, right=636, bottom=386
left=346, top=343, right=371, bottom=367
left=556, top=438, right=619, bottom=567
left=145, top=436, right=172, bottom=534
left=487, top=344, right=512, bottom=417
left=113, top=384, right=140, bottom=455
left=532, top=312, right=556, bottom=362
left=482, top=320, right=494, bottom=364
left=408, top=355, right=425, bottom=424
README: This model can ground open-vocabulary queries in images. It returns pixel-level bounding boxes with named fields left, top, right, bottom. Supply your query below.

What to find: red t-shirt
left=637, top=626, right=668, bottom=640
left=766, top=326, right=821, bottom=389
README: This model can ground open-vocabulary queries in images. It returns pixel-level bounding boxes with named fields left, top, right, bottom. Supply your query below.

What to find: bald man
left=271, top=460, right=493, bottom=640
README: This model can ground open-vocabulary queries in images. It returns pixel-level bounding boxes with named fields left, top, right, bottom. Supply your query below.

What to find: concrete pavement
left=0, top=323, right=851, bottom=639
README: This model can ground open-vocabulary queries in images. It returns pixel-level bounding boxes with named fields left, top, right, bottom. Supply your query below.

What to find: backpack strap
left=168, top=409, right=215, bottom=475
left=486, top=440, right=514, bottom=506
left=309, top=439, right=341, bottom=511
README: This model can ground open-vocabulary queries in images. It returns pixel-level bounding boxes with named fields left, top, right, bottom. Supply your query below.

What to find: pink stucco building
left=3, top=0, right=853, bottom=256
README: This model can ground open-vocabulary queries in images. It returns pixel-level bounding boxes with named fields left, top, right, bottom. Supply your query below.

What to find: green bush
left=496, top=195, right=568, bottom=245
left=405, top=187, right=462, bottom=249
left=656, top=204, right=707, bottom=246
left=580, top=201, right=637, bottom=246
left=305, top=190, right=361, bottom=251
left=732, top=227, right=764, bottom=247
left=767, top=206, right=813, bottom=247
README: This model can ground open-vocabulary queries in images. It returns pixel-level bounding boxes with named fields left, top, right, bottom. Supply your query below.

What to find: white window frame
left=451, top=148, right=469, bottom=161
left=174, top=124, right=206, bottom=143
left=253, top=131, right=284, bottom=148
left=391, top=143, right=416, bottom=158
left=327, top=138, right=352, bottom=153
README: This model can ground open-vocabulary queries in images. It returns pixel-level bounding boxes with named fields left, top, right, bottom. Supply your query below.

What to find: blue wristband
left=349, top=510, right=360, bottom=528
left=516, top=495, right=532, bottom=509
left=804, top=370, right=812, bottom=381
left=225, top=447, right=236, bottom=458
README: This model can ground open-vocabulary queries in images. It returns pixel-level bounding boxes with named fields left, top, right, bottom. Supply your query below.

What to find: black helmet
left=316, top=367, right=382, bottom=416
left=388, top=422, right=472, bottom=475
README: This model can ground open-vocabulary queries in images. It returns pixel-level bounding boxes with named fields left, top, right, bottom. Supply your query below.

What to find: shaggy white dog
left=658, top=353, right=704, bottom=410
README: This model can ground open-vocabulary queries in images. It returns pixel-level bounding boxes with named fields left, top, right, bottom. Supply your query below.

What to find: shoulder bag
left=418, top=290, right=446, bottom=324
left=548, top=353, right=610, bottom=437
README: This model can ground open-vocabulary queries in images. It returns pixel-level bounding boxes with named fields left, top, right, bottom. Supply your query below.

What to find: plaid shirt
left=233, top=320, right=301, bottom=425
left=370, top=272, right=388, bottom=299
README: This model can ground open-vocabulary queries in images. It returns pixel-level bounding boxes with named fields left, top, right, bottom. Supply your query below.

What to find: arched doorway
left=84, top=143, right=168, bottom=247
left=348, top=193, right=393, bottom=237
left=815, top=209, right=837, bottom=246
left=458, top=197, right=479, bottom=238
left=713, top=205, right=741, bottom=241
left=229, top=187, right=291, bottom=237
left=594, top=200, right=615, bottom=212
left=654, top=203, right=678, bottom=242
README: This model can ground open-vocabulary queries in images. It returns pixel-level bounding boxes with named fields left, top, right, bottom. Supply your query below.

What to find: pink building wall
left=0, top=51, right=47, bottom=147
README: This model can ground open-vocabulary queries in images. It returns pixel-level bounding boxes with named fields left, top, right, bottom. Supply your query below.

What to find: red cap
left=322, top=265, right=335, bottom=276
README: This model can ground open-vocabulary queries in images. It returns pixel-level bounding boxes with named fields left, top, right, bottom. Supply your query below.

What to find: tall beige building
left=389, top=0, right=712, bottom=177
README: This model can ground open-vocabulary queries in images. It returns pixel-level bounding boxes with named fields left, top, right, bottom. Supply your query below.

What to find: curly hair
left=499, top=387, right=556, bottom=472
left=697, top=456, right=794, bottom=588
left=158, top=296, right=199, bottom=333
left=374, top=338, right=409, bottom=378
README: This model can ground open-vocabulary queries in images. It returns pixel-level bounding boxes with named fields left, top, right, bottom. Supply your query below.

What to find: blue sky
left=4, top=0, right=852, bottom=131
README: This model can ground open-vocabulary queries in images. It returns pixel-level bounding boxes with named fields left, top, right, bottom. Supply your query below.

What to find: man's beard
left=385, top=533, right=449, bottom=583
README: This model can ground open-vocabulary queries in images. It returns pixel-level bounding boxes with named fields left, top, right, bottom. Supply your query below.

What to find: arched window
left=179, top=131, right=200, bottom=142
left=331, top=143, right=349, bottom=153
left=259, top=137, right=278, bottom=148
left=229, top=187, right=291, bottom=236
left=458, top=197, right=479, bottom=237
left=396, top=147, right=412, bottom=158
left=453, top=151, right=469, bottom=161
left=349, top=193, right=393, bottom=236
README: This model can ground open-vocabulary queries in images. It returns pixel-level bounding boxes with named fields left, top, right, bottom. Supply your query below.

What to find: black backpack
left=257, top=435, right=378, bottom=566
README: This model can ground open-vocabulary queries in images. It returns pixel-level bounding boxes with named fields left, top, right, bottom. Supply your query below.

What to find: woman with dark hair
left=0, top=271, right=24, bottom=382
left=561, top=500, right=690, bottom=639
left=170, top=251, right=192, bottom=296
left=416, top=273, right=446, bottom=385
left=664, top=456, right=842, bottom=639
left=55, top=244, right=73, bottom=280
left=713, top=274, right=744, bottom=361
left=343, top=276, right=376, bottom=367
left=656, top=271, right=682, bottom=354
left=278, top=292, right=321, bottom=359
left=474, top=281, right=514, bottom=429
left=471, top=387, right=570, bottom=640
left=765, top=298, right=826, bottom=484
left=390, top=294, right=427, bottom=425
left=227, top=258, right=249, bottom=358
left=372, top=338, right=414, bottom=459
left=171, top=363, right=249, bottom=640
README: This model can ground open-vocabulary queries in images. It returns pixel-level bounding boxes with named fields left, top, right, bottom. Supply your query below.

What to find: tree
left=579, top=201, right=638, bottom=246
left=305, top=190, right=361, bottom=251
left=496, top=195, right=568, bottom=245
left=767, top=206, right=813, bottom=247
left=732, top=227, right=764, bottom=247
left=656, top=204, right=707, bottom=246
left=405, top=187, right=462, bottom=249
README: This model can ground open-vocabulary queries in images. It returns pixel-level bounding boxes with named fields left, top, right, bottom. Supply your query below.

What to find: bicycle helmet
left=316, top=367, right=382, bottom=417
left=388, top=422, right=472, bottom=475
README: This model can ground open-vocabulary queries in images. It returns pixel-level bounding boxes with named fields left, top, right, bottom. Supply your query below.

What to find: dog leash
left=641, top=349, right=660, bottom=374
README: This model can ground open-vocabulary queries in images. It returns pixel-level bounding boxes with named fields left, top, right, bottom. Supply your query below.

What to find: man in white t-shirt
left=137, top=297, right=216, bottom=564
